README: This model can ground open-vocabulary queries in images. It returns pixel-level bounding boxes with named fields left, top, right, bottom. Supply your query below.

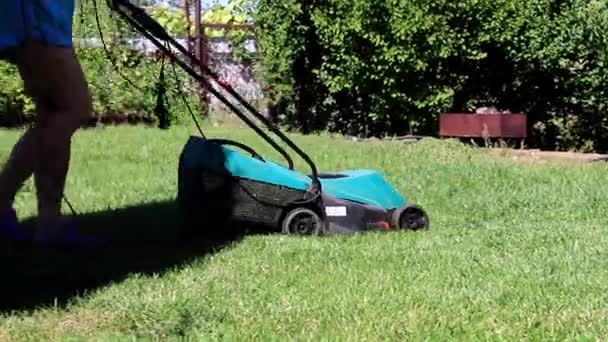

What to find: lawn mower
left=107, top=0, right=429, bottom=238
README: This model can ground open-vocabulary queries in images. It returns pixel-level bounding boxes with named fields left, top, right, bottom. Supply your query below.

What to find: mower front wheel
left=391, top=204, right=429, bottom=231
left=281, top=207, right=324, bottom=236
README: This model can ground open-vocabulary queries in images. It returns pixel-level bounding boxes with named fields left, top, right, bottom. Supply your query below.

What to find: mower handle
left=206, top=139, right=266, bottom=163
left=107, top=0, right=322, bottom=192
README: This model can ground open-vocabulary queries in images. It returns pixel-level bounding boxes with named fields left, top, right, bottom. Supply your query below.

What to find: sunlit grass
left=1, top=124, right=607, bottom=340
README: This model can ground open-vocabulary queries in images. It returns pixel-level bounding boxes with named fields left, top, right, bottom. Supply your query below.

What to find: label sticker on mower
left=325, top=206, right=347, bottom=217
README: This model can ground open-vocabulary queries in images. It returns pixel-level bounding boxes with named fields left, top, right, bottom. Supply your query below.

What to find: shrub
left=254, top=0, right=608, bottom=151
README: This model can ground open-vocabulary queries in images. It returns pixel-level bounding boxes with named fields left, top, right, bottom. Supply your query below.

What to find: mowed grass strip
left=0, top=125, right=607, bottom=340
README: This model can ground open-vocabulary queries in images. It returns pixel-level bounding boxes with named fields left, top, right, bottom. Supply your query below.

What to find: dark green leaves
left=253, top=0, right=608, bottom=150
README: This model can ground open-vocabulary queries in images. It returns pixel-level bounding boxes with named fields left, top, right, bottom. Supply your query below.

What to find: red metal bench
left=439, top=112, right=527, bottom=146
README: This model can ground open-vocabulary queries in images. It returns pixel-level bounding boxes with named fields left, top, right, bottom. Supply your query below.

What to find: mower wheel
left=391, top=204, right=429, bottom=231
left=282, top=207, right=324, bottom=235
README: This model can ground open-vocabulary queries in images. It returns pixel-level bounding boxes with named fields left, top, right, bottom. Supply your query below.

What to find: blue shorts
left=0, top=0, right=75, bottom=51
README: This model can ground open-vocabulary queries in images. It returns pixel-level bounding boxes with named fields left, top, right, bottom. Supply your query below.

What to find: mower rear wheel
left=282, top=207, right=324, bottom=235
left=391, top=204, right=429, bottom=231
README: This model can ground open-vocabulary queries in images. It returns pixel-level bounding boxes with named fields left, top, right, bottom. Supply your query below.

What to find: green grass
left=1, top=124, right=608, bottom=340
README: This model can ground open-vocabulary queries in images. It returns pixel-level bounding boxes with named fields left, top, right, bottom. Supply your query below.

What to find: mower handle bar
left=107, top=0, right=322, bottom=193
left=206, top=138, right=266, bottom=162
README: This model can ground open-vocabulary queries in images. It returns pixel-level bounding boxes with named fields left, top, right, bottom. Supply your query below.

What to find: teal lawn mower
left=108, top=0, right=429, bottom=238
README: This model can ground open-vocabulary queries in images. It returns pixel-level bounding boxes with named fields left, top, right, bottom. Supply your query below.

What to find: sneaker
left=33, top=219, right=108, bottom=249
left=0, top=208, right=32, bottom=241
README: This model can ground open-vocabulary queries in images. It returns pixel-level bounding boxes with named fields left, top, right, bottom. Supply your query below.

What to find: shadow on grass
left=0, top=199, right=245, bottom=314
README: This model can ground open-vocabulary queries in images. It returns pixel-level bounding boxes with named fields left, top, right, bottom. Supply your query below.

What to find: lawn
left=1, top=124, right=608, bottom=340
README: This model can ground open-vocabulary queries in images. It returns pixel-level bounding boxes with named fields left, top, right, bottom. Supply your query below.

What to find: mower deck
left=178, top=136, right=429, bottom=238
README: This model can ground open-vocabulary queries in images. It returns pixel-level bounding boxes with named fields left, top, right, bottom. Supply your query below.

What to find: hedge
left=253, top=0, right=608, bottom=152
left=2, top=0, right=607, bottom=152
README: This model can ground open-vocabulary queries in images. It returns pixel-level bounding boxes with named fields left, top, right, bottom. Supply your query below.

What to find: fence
left=83, top=31, right=267, bottom=116
left=0, top=3, right=268, bottom=127
left=199, top=23, right=267, bottom=119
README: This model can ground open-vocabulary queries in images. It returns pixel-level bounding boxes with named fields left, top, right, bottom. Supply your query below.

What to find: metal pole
left=193, top=0, right=209, bottom=115
left=201, top=11, right=209, bottom=116
left=183, top=0, right=192, bottom=55
left=194, top=0, right=201, bottom=64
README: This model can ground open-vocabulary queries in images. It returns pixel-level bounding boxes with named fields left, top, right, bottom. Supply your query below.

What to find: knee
left=38, top=83, right=93, bottom=133
left=64, top=77, right=93, bottom=122
left=71, top=86, right=93, bottom=124
left=19, top=45, right=93, bottom=132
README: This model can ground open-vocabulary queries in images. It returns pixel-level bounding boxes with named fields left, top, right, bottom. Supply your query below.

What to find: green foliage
left=253, top=0, right=325, bottom=132
left=150, top=6, right=189, bottom=37
left=0, top=0, right=206, bottom=128
left=484, top=0, right=608, bottom=151
left=254, top=0, right=608, bottom=151
left=202, top=0, right=256, bottom=65
left=203, top=0, right=251, bottom=37
left=147, top=1, right=255, bottom=65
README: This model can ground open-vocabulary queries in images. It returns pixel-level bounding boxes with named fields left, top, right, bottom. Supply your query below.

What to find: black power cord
left=165, top=41, right=207, bottom=138
left=59, top=0, right=208, bottom=216
left=154, top=57, right=171, bottom=129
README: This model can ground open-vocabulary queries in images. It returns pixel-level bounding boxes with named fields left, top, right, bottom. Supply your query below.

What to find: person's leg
left=0, top=1, right=34, bottom=240
left=0, top=129, right=36, bottom=214
left=0, top=39, right=92, bottom=241
left=14, top=38, right=92, bottom=235
left=0, top=0, right=106, bottom=246
left=0, top=132, right=32, bottom=240
left=0, top=129, right=36, bottom=241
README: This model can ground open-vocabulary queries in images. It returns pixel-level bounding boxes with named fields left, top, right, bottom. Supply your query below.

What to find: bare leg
left=8, top=39, right=91, bottom=233
left=31, top=113, right=77, bottom=227
left=0, top=121, right=71, bottom=226
left=0, top=129, right=36, bottom=214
